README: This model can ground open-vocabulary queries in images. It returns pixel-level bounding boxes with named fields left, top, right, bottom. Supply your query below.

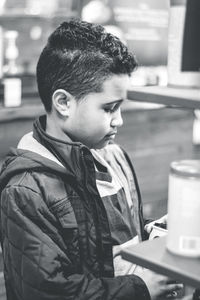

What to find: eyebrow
left=104, top=99, right=124, bottom=106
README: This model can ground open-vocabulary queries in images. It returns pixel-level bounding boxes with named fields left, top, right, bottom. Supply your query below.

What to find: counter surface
left=128, top=86, right=200, bottom=109
left=121, top=236, right=200, bottom=288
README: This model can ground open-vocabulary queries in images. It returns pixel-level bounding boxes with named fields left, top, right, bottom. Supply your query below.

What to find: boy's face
left=64, top=74, right=129, bottom=149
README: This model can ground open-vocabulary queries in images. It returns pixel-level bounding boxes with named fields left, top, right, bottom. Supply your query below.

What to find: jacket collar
left=32, top=115, right=95, bottom=184
left=17, top=132, right=64, bottom=168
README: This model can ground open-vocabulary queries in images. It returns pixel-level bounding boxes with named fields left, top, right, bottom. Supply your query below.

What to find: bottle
left=3, top=30, right=22, bottom=107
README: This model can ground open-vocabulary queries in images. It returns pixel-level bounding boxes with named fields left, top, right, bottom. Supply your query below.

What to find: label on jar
left=179, top=236, right=200, bottom=254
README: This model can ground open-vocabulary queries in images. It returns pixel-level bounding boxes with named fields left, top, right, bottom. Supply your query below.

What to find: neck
left=46, top=113, right=68, bottom=142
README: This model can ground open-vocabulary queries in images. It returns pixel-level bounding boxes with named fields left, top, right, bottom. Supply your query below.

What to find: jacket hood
left=0, top=132, right=70, bottom=191
left=0, top=115, right=96, bottom=193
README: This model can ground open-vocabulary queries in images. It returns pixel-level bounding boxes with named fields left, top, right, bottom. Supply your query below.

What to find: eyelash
left=104, top=104, right=120, bottom=113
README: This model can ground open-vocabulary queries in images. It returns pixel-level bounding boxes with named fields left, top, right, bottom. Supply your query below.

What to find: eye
left=104, top=102, right=121, bottom=113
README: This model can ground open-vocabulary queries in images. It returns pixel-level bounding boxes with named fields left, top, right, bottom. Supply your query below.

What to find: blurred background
left=0, top=0, right=200, bottom=298
left=0, top=0, right=169, bottom=71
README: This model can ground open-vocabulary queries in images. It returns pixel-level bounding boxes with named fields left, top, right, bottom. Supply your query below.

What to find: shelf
left=0, top=11, right=78, bottom=19
left=127, top=86, right=200, bottom=109
left=0, top=98, right=44, bottom=123
left=121, top=236, right=200, bottom=288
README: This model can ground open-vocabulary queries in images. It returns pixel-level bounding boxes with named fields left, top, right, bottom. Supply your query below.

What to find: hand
left=134, top=266, right=183, bottom=300
left=145, top=214, right=168, bottom=234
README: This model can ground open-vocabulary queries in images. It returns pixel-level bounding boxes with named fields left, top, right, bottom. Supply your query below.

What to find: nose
left=111, top=108, right=123, bottom=128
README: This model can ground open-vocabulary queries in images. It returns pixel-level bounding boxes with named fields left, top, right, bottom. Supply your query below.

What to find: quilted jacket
left=0, top=116, right=150, bottom=300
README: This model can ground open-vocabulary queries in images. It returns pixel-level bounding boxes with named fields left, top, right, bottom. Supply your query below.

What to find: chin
left=92, top=140, right=109, bottom=149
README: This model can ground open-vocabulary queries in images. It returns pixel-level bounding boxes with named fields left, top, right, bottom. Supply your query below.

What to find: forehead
left=101, top=74, right=129, bottom=98
left=76, top=74, right=129, bottom=108
left=85, top=74, right=129, bottom=107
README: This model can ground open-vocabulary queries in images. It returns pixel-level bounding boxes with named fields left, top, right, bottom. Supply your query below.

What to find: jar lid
left=170, top=160, right=200, bottom=178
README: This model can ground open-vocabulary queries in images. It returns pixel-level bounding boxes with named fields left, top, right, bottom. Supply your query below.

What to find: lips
left=105, top=131, right=117, bottom=138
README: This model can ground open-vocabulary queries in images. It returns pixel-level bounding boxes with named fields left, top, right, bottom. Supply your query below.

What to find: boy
left=0, top=19, right=181, bottom=300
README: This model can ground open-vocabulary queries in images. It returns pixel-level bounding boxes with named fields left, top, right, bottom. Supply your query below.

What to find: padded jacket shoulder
left=0, top=139, right=150, bottom=300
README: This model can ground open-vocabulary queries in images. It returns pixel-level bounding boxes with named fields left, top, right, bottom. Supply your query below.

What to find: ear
left=52, top=89, right=73, bottom=117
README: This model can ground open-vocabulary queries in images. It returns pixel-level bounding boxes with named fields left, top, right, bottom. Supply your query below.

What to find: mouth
left=105, top=132, right=117, bottom=139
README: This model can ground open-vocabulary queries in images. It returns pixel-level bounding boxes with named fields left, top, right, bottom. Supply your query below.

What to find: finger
left=153, top=275, right=176, bottom=284
left=159, top=275, right=183, bottom=285
left=166, top=279, right=182, bottom=284
left=164, top=283, right=184, bottom=293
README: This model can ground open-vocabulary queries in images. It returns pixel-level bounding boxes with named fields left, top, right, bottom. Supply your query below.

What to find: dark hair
left=36, top=19, right=137, bottom=112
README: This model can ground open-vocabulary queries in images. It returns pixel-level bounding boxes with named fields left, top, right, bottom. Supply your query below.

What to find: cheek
left=94, top=115, right=110, bottom=130
left=82, top=110, right=109, bottom=126
left=77, top=109, right=111, bottom=136
left=84, top=119, right=109, bottom=141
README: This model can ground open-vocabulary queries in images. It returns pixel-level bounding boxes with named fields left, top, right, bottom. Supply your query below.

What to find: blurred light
left=30, top=26, right=42, bottom=40
left=82, top=0, right=112, bottom=24
left=0, top=0, right=6, bottom=15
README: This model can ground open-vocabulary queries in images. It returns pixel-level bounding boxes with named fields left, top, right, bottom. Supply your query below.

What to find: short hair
left=36, top=19, right=138, bottom=112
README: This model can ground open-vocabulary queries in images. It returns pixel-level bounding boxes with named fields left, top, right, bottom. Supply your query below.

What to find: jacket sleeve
left=119, top=146, right=155, bottom=240
left=0, top=185, right=151, bottom=300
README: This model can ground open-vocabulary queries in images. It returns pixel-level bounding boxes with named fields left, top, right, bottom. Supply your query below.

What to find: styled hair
left=36, top=19, right=137, bottom=112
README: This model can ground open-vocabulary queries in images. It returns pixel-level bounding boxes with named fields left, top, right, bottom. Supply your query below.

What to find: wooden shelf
left=121, top=236, right=200, bottom=288
left=127, top=86, right=200, bottom=109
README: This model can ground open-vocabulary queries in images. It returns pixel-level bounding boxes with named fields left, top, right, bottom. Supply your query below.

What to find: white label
left=4, top=78, right=21, bottom=107
left=180, top=236, right=200, bottom=255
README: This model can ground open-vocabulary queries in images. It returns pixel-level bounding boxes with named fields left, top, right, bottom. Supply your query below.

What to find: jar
left=167, top=160, right=200, bottom=257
